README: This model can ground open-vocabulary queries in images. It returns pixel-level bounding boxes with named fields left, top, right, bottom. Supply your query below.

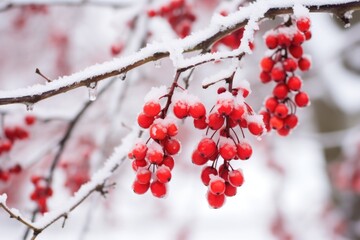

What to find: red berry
left=156, top=166, right=172, bottom=183
left=192, top=150, right=208, bottom=165
left=1, top=139, right=12, bottom=152
left=304, top=30, right=312, bottom=40
left=147, top=9, right=157, bottom=17
left=136, top=168, right=152, bottom=184
left=25, top=115, right=36, bottom=125
left=208, top=112, right=225, bottom=130
left=237, top=141, right=252, bottom=160
left=298, top=57, right=311, bottom=71
left=274, top=103, right=289, bottom=119
left=164, top=138, right=181, bottom=155
left=194, top=116, right=208, bottom=129
left=149, top=123, right=167, bottom=140
left=260, top=57, right=274, bottom=72
left=217, top=99, right=234, bottom=116
left=209, top=177, right=226, bottom=195
left=133, top=180, right=150, bottom=195
left=111, top=43, right=123, bottom=56
left=167, top=122, right=178, bottom=136
left=224, top=182, right=237, bottom=197
left=277, top=127, right=290, bottom=136
left=137, top=112, right=154, bottom=129
left=219, top=142, right=237, bottom=160
left=217, top=87, right=226, bottom=94
left=189, top=102, right=206, bottom=119
left=229, top=105, right=245, bottom=122
left=132, top=159, right=148, bottom=171
left=277, top=33, right=291, bottom=47
left=273, top=83, right=289, bottom=100
left=228, top=169, right=244, bottom=187
left=173, top=101, right=189, bottom=119
left=197, top=138, right=217, bottom=158
left=265, top=97, right=278, bottom=113
left=260, top=71, right=271, bottom=83
left=265, top=34, right=278, bottom=49
left=287, top=76, right=302, bottom=91
left=295, top=92, right=309, bottom=107
left=283, top=58, right=298, bottom=72
left=289, top=45, right=303, bottom=59
left=207, top=191, right=225, bottom=209
left=143, top=101, right=161, bottom=117
left=201, top=166, right=218, bottom=186
left=132, top=142, right=148, bottom=160
left=292, top=31, right=305, bottom=46
left=296, top=17, right=311, bottom=32
left=9, top=164, right=22, bottom=174
left=271, top=67, right=286, bottom=82
left=161, top=156, right=175, bottom=170
left=146, top=148, right=164, bottom=165
left=248, top=122, right=263, bottom=136
left=270, top=116, right=284, bottom=130
left=150, top=181, right=167, bottom=198
left=284, top=114, right=298, bottom=129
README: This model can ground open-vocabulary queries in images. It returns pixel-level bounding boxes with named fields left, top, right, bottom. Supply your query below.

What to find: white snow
left=293, top=3, right=310, bottom=19
left=0, top=194, right=7, bottom=204
left=144, top=86, right=167, bottom=103
left=33, top=128, right=139, bottom=228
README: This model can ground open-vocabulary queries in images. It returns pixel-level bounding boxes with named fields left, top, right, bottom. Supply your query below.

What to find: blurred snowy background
left=0, top=0, right=360, bottom=240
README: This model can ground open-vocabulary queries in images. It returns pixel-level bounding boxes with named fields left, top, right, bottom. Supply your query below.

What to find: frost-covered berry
left=237, top=142, right=252, bottom=160
left=287, top=76, right=302, bottom=91
left=208, top=112, right=225, bottom=130
left=228, top=169, right=244, bottom=187
left=143, top=101, right=161, bottom=117
left=207, top=191, right=225, bottom=209
left=133, top=180, right=150, bottom=195
left=150, top=123, right=167, bottom=140
left=192, top=150, right=208, bottom=165
left=265, top=34, right=278, bottom=49
left=156, top=166, right=172, bottom=183
left=173, top=100, right=189, bottom=119
left=136, top=168, right=152, bottom=184
left=209, top=176, right=226, bottom=195
left=219, top=142, right=237, bottom=160
left=137, top=112, right=154, bottom=129
left=295, top=92, right=309, bottom=107
left=274, top=103, right=289, bottom=119
left=273, top=83, right=289, bottom=100
left=296, top=17, right=311, bottom=32
left=189, top=102, right=206, bottom=119
left=150, top=181, right=167, bottom=198
left=197, top=138, right=217, bottom=158
left=224, top=182, right=237, bottom=197
left=248, top=122, right=263, bottom=136
left=161, top=156, right=175, bottom=170
left=201, top=166, right=218, bottom=186
left=164, top=138, right=181, bottom=155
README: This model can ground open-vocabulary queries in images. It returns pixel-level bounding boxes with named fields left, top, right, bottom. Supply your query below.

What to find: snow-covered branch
left=0, top=128, right=138, bottom=239
left=0, top=0, right=359, bottom=107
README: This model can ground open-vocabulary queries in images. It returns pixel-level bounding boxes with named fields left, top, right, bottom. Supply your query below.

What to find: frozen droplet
left=119, top=72, right=126, bottom=81
left=87, top=82, right=98, bottom=101
left=25, top=102, right=34, bottom=111
left=256, top=136, right=262, bottom=141
left=154, top=60, right=161, bottom=68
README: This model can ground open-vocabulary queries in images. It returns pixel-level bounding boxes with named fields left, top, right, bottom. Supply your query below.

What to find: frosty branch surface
left=0, top=129, right=138, bottom=239
left=0, top=0, right=359, bottom=106
left=0, top=0, right=134, bottom=12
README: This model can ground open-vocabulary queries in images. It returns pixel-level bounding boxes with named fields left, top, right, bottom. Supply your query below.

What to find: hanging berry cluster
left=0, top=115, right=36, bottom=182
left=259, top=16, right=312, bottom=136
left=147, top=0, right=196, bottom=38
left=190, top=73, right=265, bottom=208
left=30, top=176, right=53, bottom=214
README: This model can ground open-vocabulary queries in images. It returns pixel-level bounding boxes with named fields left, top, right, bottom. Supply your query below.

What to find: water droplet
left=154, top=60, right=162, bottom=68
left=88, top=82, right=98, bottom=101
left=25, top=102, right=34, bottom=111
left=119, top=72, right=126, bottom=81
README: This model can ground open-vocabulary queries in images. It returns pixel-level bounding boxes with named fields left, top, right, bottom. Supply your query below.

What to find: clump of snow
left=344, top=10, right=354, bottom=20
left=245, top=114, right=264, bottom=125
left=0, top=193, right=7, bottom=204
left=219, top=136, right=236, bottom=147
left=144, top=85, right=167, bottom=102
left=147, top=141, right=163, bottom=155
left=293, top=3, right=310, bottom=19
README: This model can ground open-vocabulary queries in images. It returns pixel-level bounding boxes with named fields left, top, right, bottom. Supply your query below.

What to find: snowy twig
left=0, top=0, right=133, bottom=12
left=0, top=1, right=359, bottom=107
left=0, top=129, right=138, bottom=240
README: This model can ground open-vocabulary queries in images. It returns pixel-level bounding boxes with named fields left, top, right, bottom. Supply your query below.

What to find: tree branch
left=0, top=1, right=359, bottom=107
left=0, top=0, right=133, bottom=13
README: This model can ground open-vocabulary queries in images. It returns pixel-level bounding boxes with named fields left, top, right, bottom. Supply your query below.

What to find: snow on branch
left=0, top=128, right=139, bottom=239
left=0, top=0, right=359, bottom=107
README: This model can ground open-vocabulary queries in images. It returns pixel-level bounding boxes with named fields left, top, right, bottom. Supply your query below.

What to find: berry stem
left=160, top=70, right=182, bottom=119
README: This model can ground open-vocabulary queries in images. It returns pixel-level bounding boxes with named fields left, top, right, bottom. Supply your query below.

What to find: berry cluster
left=259, top=17, right=312, bottom=136
left=0, top=164, right=22, bottom=182
left=190, top=82, right=264, bottom=208
left=0, top=114, right=35, bottom=155
left=130, top=89, right=183, bottom=198
left=30, top=176, right=53, bottom=214
left=147, top=0, right=196, bottom=38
